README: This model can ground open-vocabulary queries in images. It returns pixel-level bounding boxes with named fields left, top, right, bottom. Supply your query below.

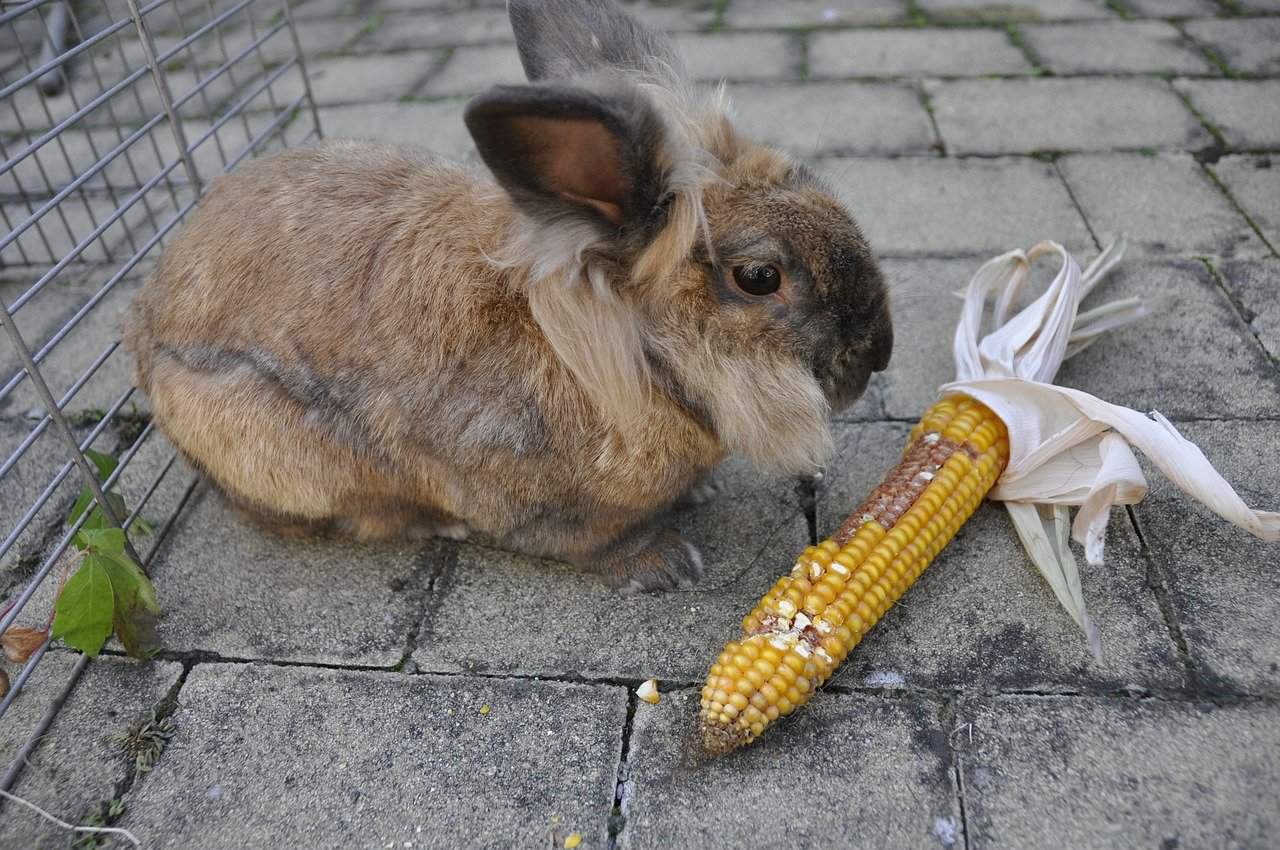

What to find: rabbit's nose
left=870, top=308, right=893, bottom=373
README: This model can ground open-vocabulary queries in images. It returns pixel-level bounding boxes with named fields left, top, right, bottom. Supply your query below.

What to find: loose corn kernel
left=699, top=396, right=1009, bottom=753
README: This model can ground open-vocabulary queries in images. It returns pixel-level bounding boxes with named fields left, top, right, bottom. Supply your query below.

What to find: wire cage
left=0, top=0, right=321, bottom=793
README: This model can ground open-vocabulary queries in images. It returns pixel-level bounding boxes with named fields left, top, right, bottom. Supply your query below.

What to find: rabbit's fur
left=125, top=0, right=892, bottom=593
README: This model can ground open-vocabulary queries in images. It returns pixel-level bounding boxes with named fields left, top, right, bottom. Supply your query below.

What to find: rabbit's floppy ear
left=506, top=0, right=684, bottom=82
left=465, top=82, right=669, bottom=239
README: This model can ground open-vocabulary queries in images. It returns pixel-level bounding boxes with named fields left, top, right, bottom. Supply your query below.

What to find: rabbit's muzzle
left=816, top=304, right=893, bottom=413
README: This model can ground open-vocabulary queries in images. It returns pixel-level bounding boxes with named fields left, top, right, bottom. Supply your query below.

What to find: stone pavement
left=2, top=0, right=1279, bottom=847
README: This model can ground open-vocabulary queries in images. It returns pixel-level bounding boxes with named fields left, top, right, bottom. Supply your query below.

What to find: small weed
left=71, top=798, right=126, bottom=850
left=112, top=709, right=176, bottom=776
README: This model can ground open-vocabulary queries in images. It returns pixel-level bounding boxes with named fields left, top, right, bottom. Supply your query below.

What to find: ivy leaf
left=100, top=550, right=160, bottom=615
left=99, top=551, right=160, bottom=657
left=51, top=555, right=115, bottom=657
left=78, top=527, right=127, bottom=557
left=83, top=448, right=119, bottom=481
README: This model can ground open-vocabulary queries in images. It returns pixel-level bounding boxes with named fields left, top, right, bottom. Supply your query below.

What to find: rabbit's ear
left=507, top=0, right=683, bottom=82
left=465, top=82, right=667, bottom=234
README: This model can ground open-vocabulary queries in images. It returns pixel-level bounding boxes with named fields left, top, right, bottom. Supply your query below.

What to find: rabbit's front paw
left=599, top=528, right=704, bottom=594
left=674, top=474, right=722, bottom=510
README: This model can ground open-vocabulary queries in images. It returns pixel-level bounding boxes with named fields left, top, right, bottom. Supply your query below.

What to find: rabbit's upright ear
left=465, top=83, right=667, bottom=234
left=507, top=0, right=683, bottom=81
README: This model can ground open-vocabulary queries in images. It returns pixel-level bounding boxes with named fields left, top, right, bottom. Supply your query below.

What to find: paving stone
left=413, top=457, right=808, bottom=682
left=349, top=9, right=514, bottom=52
left=1124, top=0, right=1224, bottom=15
left=1059, top=152, right=1267, bottom=258
left=0, top=263, right=155, bottom=418
left=0, top=416, right=107, bottom=585
left=1174, top=79, right=1280, bottom=149
left=417, top=44, right=525, bottom=96
left=1216, top=258, right=1280, bottom=361
left=620, top=688, right=959, bottom=849
left=673, top=32, right=799, bottom=82
left=1212, top=154, right=1280, bottom=251
left=817, top=421, right=1182, bottom=693
left=307, top=51, right=442, bottom=104
left=958, top=696, right=1280, bottom=849
left=929, top=78, right=1213, bottom=154
left=316, top=100, right=479, bottom=162
left=1183, top=17, right=1280, bottom=75
left=873, top=253, right=1280, bottom=419
left=194, top=17, right=362, bottom=67
left=816, top=156, right=1094, bottom=257
left=1134, top=420, right=1280, bottom=694
left=725, top=82, right=936, bottom=157
left=724, top=0, right=908, bottom=28
left=142, top=484, right=428, bottom=665
left=810, top=27, right=1033, bottom=78
left=0, top=654, right=184, bottom=850
left=1238, top=0, right=1280, bottom=10
left=1022, top=20, right=1215, bottom=74
left=614, top=0, right=721, bottom=32
left=115, top=664, right=626, bottom=850
left=917, top=0, right=1115, bottom=21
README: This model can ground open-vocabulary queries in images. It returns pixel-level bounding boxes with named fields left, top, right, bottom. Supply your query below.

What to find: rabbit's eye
left=732, top=264, right=782, bottom=296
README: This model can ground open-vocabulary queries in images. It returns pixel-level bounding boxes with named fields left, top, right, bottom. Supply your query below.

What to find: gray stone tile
left=1125, top=0, right=1224, bottom=14
left=349, top=9, right=513, bottom=52
left=816, top=156, right=1094, bottom=257
left=413, top=457, right=808, bottom=682
left=1174, top=79, right=1280, bottom=149
left=1183, top=17, right=1280, bottom=75
left=0, top=264, right=151, bottom=418
left=673, top=32, right=799, bottom=82
left=1135, top=420, right=1280, bottom=694
left=917, top=0, right=1115, bottom=21
left=1238, top=0, right=1280, bottom=9
left=929, top=78, right=1213, bottom=154
left=116, top=664, right=626, bottom=849
left=1212, top=154, right=1280, bottom=251
left=959, top=696, right=1280, bottom=849
left=724, top=0, right=908, bottom=28
left=1057, top=255, right=1280, bottom=417
left=810, top=27, right=1033, bottom=78
left=307, top=51, right=442, bottom=104
left=1059, top=152, right=1267, bottom=258
left=0, top=654, right=183, bottom=849
left=876, top=252, right=1280, bottom=420
left=620, top=688, right=959, bottom=849
left=193, top=17, right=362, bottom=67
left=316, top=100, right=478, bottom=162
left=143, top=485, right=428, bottom=665
left=817, top=421, right=1182, bottom=693
left=725, top=82, right=936, bottom=157
left=1217, top=258, right=1280, bottom=361
left=1023, top=20, right=1215, bottom=74
left=417, top=44, right=525, bottom=96
left=615, top=0, right=721, bottom=32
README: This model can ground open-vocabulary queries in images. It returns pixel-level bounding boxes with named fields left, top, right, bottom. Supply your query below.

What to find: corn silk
left=941, top=239, right=1280, bottom=659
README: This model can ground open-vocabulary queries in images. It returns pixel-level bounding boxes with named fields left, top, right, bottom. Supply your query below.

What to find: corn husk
left=944, top=239, right=1280, bottom=658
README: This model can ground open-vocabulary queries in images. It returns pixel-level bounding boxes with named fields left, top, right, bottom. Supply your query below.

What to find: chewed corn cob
left=699, top=395, right=1009, bottom=753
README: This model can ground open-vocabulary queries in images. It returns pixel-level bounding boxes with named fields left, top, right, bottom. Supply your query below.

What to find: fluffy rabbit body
left=125, top=0, right=892, bottom=592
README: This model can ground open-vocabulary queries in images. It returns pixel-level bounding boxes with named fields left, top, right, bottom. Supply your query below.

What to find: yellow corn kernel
left=699, top=396, right=1009, bottom=753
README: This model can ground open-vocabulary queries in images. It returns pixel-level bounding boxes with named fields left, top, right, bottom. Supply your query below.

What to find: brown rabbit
left=124, top=0, right=892, bottom=593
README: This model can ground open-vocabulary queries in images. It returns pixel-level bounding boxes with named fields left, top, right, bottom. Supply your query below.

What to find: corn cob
left=699, top=395, right=1009, bottom=752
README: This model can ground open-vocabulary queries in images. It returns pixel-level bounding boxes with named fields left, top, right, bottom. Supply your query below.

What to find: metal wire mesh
left=0, top=0, right=321, bottom=792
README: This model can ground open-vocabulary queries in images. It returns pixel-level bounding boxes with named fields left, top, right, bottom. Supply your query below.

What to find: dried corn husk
left=944, top=239, right=1280, bottom=657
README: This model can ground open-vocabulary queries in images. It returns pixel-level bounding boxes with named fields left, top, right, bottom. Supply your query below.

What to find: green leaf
left=100, top=550, right=159, bottom=614
left=99, top=550, right=161, bottom=658
left=51, top=555, right=115, bottom=657
left=79, top=526, right=127, bottom=557
left=83, top=448, right=118, bottom=481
